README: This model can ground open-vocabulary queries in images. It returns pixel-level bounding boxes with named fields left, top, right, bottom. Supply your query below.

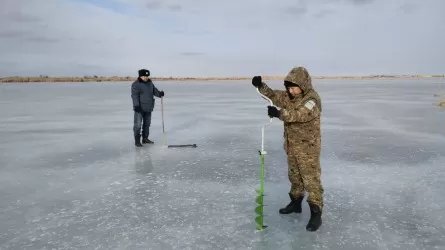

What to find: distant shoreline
left=1, top=74, right=444, bottom=83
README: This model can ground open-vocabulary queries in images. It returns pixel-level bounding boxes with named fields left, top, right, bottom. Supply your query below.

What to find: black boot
left=306, top=203, right=322, bottom=231
left=142, top=138, right=154, bottom=144
left=279, top=193, right=304, bottom=214
left=135, top=135, right=143, bottom=147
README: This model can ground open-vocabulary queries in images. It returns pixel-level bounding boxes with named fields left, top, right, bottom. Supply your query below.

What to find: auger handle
left=256, top=88, right=275, bottom=154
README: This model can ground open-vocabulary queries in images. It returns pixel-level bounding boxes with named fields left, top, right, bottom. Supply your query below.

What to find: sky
left=0, top=0, right=444, bottom=77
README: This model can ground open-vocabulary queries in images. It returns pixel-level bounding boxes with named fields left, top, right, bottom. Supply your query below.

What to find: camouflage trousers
left=287, top=154, right=324, bottom=209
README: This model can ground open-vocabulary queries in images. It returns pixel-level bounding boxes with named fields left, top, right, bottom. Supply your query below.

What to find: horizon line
left=1, top=74, right=445, bottom=83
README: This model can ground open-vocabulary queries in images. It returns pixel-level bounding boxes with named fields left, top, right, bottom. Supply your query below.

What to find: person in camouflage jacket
left=252, top=66, right=324, bottom=232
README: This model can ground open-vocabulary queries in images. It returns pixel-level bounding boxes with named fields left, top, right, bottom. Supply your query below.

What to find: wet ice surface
left=0, top=78, right=444, bottom=250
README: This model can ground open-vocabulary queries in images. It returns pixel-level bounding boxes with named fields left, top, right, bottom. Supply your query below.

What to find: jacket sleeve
left=131, top=82, right=140, bottom=106
left=279, top=98, right=320, bottom=123
left=258, top=83, right=287, bottom=108
left=153, top=84, right=162, bottom=98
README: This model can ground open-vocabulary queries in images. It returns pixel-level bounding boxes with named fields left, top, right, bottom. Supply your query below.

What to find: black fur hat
left=138, top=69, right=150, bottom=77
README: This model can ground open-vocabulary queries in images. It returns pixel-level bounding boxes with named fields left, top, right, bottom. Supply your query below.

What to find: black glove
left=252, top=76, right=263, bottom=88
left=160, top=91, right=165, bottom=97
left=133, top=105, right=143, bottom=113
left=267, top=106, right=280, bottom=118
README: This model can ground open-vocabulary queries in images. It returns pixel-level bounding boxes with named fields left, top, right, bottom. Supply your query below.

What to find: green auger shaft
left=260, top=153, right=265, bottom=194
left=255, top=151, right=267, bottom=230
left=254, top=87, right=273, bottom=231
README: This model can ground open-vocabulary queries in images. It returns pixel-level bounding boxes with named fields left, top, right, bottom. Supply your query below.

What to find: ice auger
left=161, top=96, right=197, bottom=148
left=255, top=87, right=274, bottom=231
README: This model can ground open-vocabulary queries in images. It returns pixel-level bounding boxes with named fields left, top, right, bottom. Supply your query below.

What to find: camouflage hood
left=283, top=66, right=313, bottom=94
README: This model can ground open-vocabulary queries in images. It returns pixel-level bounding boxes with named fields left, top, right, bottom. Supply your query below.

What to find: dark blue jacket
left=131, top=78, right=162, bottom=112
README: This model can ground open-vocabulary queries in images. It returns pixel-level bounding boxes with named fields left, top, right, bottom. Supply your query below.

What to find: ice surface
left=0, top=79, right=445, bottom=250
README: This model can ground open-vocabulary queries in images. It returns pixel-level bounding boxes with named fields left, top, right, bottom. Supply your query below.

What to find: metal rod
left=161, top=96, right=166, bottom=146
left=167, top=144, right=197, bottom=148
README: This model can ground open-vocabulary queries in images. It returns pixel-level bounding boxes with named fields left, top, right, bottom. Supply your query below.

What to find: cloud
left=399, top=3, right=417, bottom=14
left=349, top=0, right=374, bottom=5
left=283, top=6, right=308, bottom=16
left=179, top=52, right=205, bottom=57
left=0, top=0, right=444, bottom=77
left=144, top=1, right=161, bottom=10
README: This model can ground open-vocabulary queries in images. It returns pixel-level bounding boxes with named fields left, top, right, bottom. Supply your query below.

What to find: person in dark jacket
left=131, top=69, right=164, bottom=147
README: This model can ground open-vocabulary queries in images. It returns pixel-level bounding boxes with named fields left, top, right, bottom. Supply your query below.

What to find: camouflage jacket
left=258, top=82, right=322, bottom=156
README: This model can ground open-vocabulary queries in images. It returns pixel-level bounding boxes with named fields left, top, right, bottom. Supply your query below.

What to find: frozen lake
left=0, top=78, right=444, bottom=250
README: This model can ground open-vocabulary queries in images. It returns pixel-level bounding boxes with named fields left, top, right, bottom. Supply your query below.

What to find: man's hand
left=160, top=91, right=165, bottom=97
left=252, top=76, right=263, bottom=88
left=133, top=106, right=143, bottom=113
left=267, top=106, right=280, bottom=118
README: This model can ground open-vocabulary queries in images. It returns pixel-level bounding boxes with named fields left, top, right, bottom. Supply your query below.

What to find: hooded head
left=283, top=66, right=312, bottom=98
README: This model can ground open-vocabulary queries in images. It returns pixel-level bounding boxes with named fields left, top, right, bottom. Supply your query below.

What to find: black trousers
left=133, top=111, right=152, bottom=138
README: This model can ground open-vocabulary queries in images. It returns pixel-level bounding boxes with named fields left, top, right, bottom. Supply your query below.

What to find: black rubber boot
left=135, top=135, right=143, bottom=147
left=306, top=203, right=322, bottom=232
left=142, top=138, right=154, bottom=144
left=279, top=193, right=304, bottom=214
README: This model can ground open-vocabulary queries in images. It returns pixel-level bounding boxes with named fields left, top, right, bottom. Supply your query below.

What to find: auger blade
left=255, top=216, right=267, bottom=230
left=255, top=195, right=263, bottom=204
left=255, top=205, right=264, bottom=214
left=255, top=215, right=263, bottom=224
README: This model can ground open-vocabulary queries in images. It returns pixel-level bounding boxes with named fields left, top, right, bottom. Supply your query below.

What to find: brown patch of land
left=1, top=74, right=444, bottom=83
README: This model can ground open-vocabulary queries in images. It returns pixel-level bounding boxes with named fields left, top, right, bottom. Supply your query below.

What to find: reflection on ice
left=0, top=79, right=444, bottom=249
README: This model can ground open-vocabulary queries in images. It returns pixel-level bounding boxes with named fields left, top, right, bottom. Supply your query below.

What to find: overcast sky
left=1, top=0, right=444, bottom=77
